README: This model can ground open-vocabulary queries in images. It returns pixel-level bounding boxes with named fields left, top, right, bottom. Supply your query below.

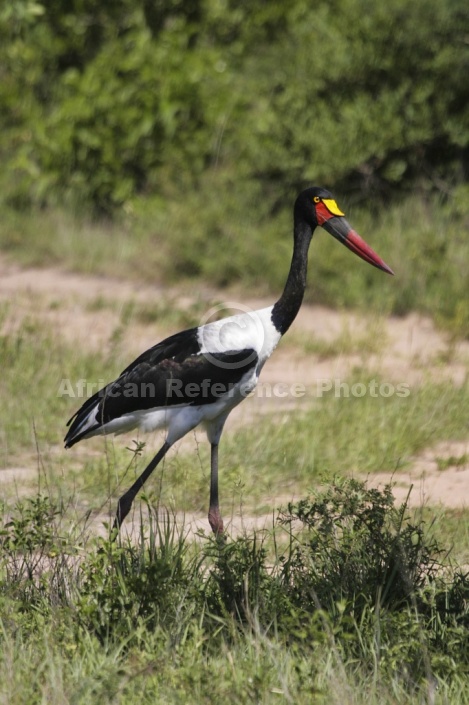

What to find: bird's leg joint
left=208, top=506, right=224, bottom=536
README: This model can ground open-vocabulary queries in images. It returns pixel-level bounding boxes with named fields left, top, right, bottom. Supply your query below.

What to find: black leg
left=208, top=442, right=224, bottom=536
left=113, top=441, right=171, bottom=533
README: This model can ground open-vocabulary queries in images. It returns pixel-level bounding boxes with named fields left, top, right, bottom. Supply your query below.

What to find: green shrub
left=279, top=479, right=441, bottom=614
left=0, top=0, right=467, bottom=211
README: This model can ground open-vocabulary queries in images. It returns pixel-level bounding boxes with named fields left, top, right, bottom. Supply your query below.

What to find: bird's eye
left=313, top=196, right=320, bottom=203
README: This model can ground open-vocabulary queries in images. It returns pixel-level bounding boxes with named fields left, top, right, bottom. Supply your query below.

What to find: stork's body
left=65, top=188, right=393, bottom=535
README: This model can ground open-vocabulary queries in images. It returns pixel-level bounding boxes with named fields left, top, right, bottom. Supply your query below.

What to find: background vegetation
left=1, top=0, right=468, bottom=212
left=1, top=0, right=468, bottom=325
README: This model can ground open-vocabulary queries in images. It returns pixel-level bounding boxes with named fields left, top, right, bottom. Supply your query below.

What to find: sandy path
left=370, top=440, right=469, bottom=509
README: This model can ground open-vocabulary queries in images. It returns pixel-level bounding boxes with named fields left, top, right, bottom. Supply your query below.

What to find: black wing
left=64, top=326, right=257, bottom=448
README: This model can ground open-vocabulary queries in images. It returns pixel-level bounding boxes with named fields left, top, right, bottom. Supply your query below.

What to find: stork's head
left=294, top=187, right=394, bottom=275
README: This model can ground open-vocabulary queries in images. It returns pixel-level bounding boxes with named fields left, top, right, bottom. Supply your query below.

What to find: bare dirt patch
left=370, top=440, right=469, bottom=509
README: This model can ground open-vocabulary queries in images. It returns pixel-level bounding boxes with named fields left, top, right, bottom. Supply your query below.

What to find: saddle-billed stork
left=65, top=187, right=393, bottom=536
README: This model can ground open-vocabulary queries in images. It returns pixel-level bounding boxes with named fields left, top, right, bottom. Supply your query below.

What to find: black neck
left=271, top=219, right=313, bottom=335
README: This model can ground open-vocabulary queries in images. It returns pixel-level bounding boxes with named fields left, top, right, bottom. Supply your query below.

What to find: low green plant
left=0, top=494, right=78, bottom=619
left=279, top=479, right=441, bottom=614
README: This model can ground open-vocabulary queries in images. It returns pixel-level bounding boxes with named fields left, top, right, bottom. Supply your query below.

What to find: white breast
left=197, top=306, right=281, bottom=369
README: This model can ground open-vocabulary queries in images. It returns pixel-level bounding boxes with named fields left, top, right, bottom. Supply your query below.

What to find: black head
left=293, top=187, right=394, bottom=275
left=294, top=187, right=343, bottom=228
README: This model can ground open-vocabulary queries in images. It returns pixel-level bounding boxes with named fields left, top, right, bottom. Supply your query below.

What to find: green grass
left=0, top=305, right=107, bottom=461
left=1, top=313, right=468, bottom=515
left=118, top=295, right=225, bottom=331
left=285, top=317, right=389, bottom=358
left=1, top=188, right=469, bottom=335
left=99, top=378, right=465, bottom=525
left=85, top=293, right=223, bottom=331
left=151, top=374, right=469, bottom=515
left=416, top=507, right=469, bottom=567
left=1, top=482, right=469, bottom=704
left=436, top=453, right=469, bottom=471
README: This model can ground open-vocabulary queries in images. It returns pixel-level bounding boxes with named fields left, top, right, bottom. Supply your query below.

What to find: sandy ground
left=1, top=255, right=469, bottom=534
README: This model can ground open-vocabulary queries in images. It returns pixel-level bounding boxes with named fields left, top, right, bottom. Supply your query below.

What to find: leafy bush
left=25, top=29, right=218, bottom=212
left=204, top=532, right=288, bottom=627
left=0, top=494, right=77, bottom=614
left=279, top=479, right=442, bottom=614
left=0, top=0, right=467, bottom=211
